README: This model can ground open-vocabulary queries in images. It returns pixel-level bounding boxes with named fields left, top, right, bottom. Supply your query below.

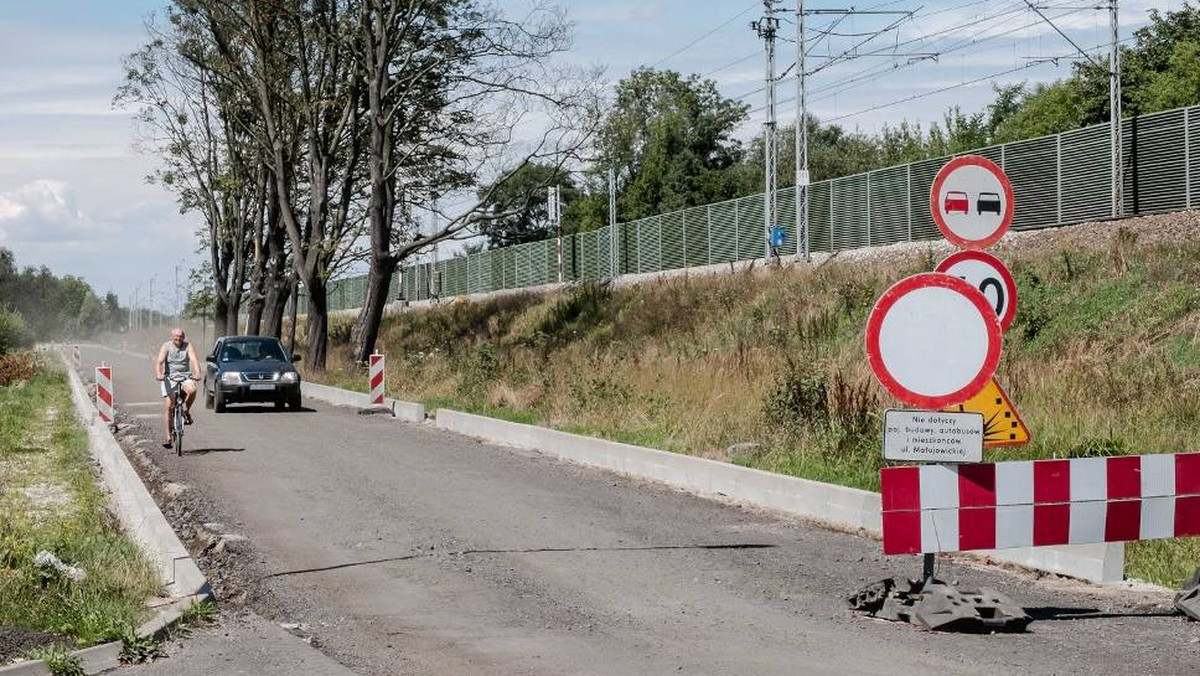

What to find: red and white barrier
left=95, top=365, right=114, bottom=425
left=369, top=353, right=385, bottom=405
left=881, top=453, right=1200, bottom=555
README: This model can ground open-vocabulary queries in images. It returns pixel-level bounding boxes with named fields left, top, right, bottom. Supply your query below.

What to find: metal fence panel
left=1127, top=108, right=1188, bottom=215
left=660, top=210, right=685, bottom=270
left=1005, top=135, right=1058, bottom=230
left=909, top=157, right=942, bottom=241
left=684, top=206, right=709, bottom=266
left=868, top=166, right=908, bottom=246
left=709, top=201, right=738, bottom=264
left=777, top=185, right=798, bottom=256
left=736, top=194, right=764, bottom=260
left=1060, top=124, right=1111, bottom=224
left=831, top=174, right=868, bottom=250
left=808, top=180, right=831, bottom=253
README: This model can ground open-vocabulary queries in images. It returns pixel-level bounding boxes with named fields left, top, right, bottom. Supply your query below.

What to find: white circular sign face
left=865, top=273, right=1002, bottom=409
left=930, top=155, right=1014, bottom=249
left=935, top=250, right=1018, bottom=331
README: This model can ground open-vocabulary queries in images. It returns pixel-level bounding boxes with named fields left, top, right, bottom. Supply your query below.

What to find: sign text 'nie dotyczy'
left=883, top=409, right=984, bottom=464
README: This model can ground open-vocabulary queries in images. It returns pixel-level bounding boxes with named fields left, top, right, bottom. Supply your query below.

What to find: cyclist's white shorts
left=161, top=378, right=197, bottom=398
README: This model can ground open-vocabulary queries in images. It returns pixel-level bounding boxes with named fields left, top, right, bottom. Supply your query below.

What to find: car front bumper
left=217, top=382, right=300, bottom=403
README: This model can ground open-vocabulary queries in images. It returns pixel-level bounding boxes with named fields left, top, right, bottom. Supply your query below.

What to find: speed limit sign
left=935, top=250, right=1018, bottom=331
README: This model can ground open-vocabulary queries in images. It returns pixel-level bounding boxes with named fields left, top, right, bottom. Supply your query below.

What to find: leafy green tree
left=596, top=68, right=749, bottom=220
left=476, top=163, right=579, bottom=249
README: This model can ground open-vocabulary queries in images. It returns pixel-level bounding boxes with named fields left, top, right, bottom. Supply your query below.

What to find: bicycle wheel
left=173, top=401, right=184, bottom=457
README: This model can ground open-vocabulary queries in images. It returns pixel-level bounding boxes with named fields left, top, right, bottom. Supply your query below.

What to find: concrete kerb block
left=301, top=381, right=426, bottom=423
left=434, top=409, right=1124, bottom=583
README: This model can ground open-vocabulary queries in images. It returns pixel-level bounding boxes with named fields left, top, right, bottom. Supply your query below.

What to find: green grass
left=0, top=366, right=160, bottom=650
left=304, top=232, right=1200, bottom=587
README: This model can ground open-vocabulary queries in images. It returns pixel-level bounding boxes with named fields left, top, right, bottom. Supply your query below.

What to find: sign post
left=369, top=353, right=385, bottom=406
left=95, top=364, right=114, bottom=427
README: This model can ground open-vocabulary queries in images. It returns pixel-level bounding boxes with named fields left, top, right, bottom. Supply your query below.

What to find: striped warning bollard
left=95, top=364, right=115, bottom=425
left=72, top=345, right=81, bottom=370
left=369, top=353, right=385, bottom=406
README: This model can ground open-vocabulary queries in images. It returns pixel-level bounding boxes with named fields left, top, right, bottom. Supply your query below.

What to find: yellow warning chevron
left=943, top=377, right=1031, bottom=447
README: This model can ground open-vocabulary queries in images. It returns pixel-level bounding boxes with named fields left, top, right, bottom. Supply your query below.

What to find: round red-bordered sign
left=935, top=250, right=1018, bottom=332
left=865, top=272, right=1003, bottom=409
left=929, top=155, right=1014, bottom=250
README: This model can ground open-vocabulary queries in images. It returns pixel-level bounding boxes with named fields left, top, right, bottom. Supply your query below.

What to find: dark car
left=204, top=336, right=302, bottom=412
left=977, top=191, right=1003, bottom=215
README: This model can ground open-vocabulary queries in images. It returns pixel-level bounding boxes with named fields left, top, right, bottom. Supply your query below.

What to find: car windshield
left=980, top=192, right=1000, bottom=199
left=220, top=339, right=288, bottom=362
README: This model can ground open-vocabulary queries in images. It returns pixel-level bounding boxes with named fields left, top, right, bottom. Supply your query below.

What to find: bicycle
left=161, top=372, right=193, bottom=457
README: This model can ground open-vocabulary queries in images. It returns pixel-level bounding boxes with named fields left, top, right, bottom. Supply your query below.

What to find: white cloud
left=0, top=180, right=112, bottom=245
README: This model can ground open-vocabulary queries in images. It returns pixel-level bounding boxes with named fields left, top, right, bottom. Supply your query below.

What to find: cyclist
left=155, top=328, right=201, bottom=448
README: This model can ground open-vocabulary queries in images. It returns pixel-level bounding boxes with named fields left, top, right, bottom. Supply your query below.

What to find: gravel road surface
left=87, top=344, right=1200, bottom=675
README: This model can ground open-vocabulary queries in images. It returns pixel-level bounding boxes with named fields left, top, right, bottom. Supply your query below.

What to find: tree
left=596, top=68, right=749, bottom=220
left=345, top=0, right=595, bottom=363
left=117, top=17, right=265, bottom=339
left=476, top=163, right=578, bottom=249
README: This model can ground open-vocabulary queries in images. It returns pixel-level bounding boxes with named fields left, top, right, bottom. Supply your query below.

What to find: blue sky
left=0, top=0, right=1170, bottom=312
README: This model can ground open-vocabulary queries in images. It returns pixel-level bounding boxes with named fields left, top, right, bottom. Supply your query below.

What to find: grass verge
left=0, top=359, right=160, bottom=662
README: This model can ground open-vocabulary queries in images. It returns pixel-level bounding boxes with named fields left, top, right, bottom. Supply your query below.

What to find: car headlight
left=220, top=372, right=242, bottom=384
left=280, top=372, right=298, bottom=383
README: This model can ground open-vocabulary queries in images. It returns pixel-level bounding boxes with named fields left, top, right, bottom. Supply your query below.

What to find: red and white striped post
left=368, top=353, right=385, bottom=406
left=95, top=364, right=114, bottom=425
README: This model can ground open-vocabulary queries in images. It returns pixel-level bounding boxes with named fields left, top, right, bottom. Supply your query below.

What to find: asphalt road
left=88, top=344, right=1200, bottom=676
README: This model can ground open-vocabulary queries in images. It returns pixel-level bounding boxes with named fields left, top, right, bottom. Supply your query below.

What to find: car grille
left=244, top=372, right=280, bottom=382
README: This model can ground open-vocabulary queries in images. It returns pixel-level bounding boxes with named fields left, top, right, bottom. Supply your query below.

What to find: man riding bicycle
left=155, top=328, right=201, bottom=448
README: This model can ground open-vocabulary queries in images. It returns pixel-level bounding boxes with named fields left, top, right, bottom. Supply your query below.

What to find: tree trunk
left=304, top=276, right=329, bottom=371
left=350, top=261, right=395, bottom=363
left=262, top=274, right=292, bottom=338
left=225, top=294, right=242, bottom=337
left=213, top=294, right=230, bottom=338
left=245, top=297, right=264, bottom=335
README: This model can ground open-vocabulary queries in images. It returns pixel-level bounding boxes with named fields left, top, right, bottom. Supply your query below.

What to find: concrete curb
left=434, top=409, right=1125, bottom=583
left=0, top=595, right=209, bottom=676
left=302, top=381, right=426, bottom=423
left=59, top=350, right=211, bottom=598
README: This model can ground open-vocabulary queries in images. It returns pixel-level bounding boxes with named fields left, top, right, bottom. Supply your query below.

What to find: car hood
left=219, top=360, right=298, bottom=375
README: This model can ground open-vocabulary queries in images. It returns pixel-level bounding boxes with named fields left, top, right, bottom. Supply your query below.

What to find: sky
left=0, top=0, right=1173, bottom=313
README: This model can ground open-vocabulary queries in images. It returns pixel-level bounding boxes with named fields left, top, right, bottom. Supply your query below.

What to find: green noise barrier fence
left=298, top=104, right=1198, bottom=314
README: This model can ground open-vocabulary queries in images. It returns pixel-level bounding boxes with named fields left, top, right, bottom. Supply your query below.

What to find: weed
left=1111, top=226, right=1138, bottom=273
left=117, top=627, right=163, bottom=664
left=180, top=600, right=219, bottom=627
left=24, top=644, right=84, bottom=676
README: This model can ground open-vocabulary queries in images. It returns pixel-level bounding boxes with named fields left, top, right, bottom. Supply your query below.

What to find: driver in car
left=155, top=328, right=201, bottom=448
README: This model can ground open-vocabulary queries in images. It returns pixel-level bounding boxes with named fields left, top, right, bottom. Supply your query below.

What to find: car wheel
left=289, top=394, right=302, bottom=411
left=275, top=398, right=286, bottom=411
left=214, top=390, right=227, bottom=413
left=205, top=386, right=214, bottom=410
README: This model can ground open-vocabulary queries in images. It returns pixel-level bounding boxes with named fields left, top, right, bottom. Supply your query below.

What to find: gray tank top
left=163, top=341, right=190, bottom=376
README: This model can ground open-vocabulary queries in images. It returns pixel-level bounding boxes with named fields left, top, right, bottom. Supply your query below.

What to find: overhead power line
left=650, top=2, right=760, bottom=69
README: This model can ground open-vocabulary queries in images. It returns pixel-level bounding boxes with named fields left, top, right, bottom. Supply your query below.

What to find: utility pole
left=608, top=167, right=618, bottom=278
left=1110, top=0, right=1123, bottom=218
left=753, top=0, right=781, bottom=261
left=430, top=195, right=440, bottom=300
left=795, top=0, right=809, bottom=262
left=550, top=185, right=563, bottom=283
